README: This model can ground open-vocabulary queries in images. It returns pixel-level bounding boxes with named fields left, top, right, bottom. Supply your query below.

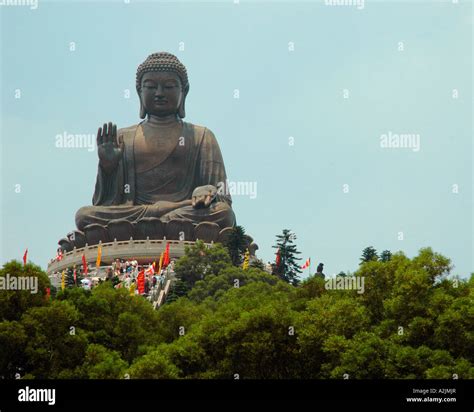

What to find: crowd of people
left=49, top=257, right=176, bottom=303
left=109, top=258, right=175, bottom=301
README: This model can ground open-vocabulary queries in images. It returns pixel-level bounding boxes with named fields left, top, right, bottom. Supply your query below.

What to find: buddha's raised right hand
left=97, top=122, right=124, bottom=173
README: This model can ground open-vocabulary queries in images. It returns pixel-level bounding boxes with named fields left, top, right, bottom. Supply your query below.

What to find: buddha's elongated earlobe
left=139, top=100, right=146, bottom=119
left=178, top=100, right=185, bottom=119
left=178, top=85, right=189, bottom=119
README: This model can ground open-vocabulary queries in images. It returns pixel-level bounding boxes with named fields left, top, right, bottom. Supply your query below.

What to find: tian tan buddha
left=59, top=52, right=241, bottom=251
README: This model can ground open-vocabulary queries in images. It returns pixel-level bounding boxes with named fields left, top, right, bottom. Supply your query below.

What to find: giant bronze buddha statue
left=59, top=52, right=237, bottom=251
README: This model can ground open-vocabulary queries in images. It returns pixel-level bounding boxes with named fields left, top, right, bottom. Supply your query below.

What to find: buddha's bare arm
left=152, top=199, right=193, bottom=215
left=152, top=185, right=217, bottom=214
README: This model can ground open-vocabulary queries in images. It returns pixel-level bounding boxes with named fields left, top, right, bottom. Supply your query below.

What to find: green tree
left=65, top=266, right=83, bottom=288
left=296, top=294, right=370, bottom=377
left=411, top=247, right=452, bottom=284
left=20, top=300, right=89, bottom=378
left=379, top=250, right=392, bottom=262
left=360, top=246, right=378, bottom=263
left=55, top=282, right=162, bottom=360
left=0, top=261, right=50, bottom=321
left=223, top=225, right=247, bottom=266
left=155, top=298, right=209, bottom=343
left=249, top=258, right=265, bottom=270
left=203, top=303, right=300, bottom=378
left=1, top=247, right=472, bottom=380
left=113, top=312, right=148, bottom=363
left=128, top=346, right=181, bottom=379
left=272, top=229, right=302, bottom=286
left=357, top=256, right=400, bottom=322
left=174, top=240, right=231, bottom=289
left=328, top=332, right=391, bottom=378
left=432, top=295, right=473, bottom=359
left=163, top=282, right=300, bottom=378
left=187, top=266, right=278, bottom=303
left=165, top=277, right=189, bottom=303
left=80, top=344, right=128, bottom=379
left=296, top=274, right=327, bottom=301
left=0, top=320, right=27, bottom=378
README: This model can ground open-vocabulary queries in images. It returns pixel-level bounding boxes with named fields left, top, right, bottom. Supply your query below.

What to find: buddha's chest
left=133, top=125, right=185, bottom=173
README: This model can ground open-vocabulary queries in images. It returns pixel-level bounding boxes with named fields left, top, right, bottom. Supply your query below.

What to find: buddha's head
left=136, top=52, right=189, bottom=119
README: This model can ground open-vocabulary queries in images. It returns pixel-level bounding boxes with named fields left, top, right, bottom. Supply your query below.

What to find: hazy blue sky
left=1, top=0, right=472, bottom=279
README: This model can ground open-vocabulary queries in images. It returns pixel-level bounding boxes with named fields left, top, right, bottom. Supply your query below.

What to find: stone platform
left=58, top=220, right=242, bottom=253
left=47, top=237, right=204, bottom=275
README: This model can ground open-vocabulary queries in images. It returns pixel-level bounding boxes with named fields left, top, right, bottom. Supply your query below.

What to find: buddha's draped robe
left=75, top=122, right=235, bottom=231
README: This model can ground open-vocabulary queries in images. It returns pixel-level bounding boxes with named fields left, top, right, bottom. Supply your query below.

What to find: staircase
left=151, top=267, right=176, bottom=309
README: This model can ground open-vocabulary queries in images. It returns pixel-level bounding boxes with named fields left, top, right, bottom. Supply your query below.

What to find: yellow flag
left=243, top=248, right=250, bottom=270
left=158, top=252, right=164, bottom=273
left=61, top=270, right=65, bottom=291
left=96, top=244, right=102, bottom=268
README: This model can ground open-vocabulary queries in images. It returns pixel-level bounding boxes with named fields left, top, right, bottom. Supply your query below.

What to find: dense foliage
left=0, top=246, right=472, bottom=379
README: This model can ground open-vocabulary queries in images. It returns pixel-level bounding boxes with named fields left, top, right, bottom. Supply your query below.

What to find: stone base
left=59, top=219, right=240, bottom=252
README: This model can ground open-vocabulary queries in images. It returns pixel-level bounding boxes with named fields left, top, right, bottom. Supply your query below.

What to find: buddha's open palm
left=97, top=122, right=124, bottom=173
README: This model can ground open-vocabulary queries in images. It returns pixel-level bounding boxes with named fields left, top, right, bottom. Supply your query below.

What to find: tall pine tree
left=272, top=229, right=302, bottom=286
left=165, top=276, right=189, bottom=303
left=223, top=225, right=247, bottom=266
left=379, top=250, right=392, bottom=262
left=360, top=246, right=378, bottom=264
left=66, top=266, right=83, bottom=288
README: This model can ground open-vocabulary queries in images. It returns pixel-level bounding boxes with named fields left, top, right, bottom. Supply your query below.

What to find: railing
left=47, top=237, right=212, bottom=275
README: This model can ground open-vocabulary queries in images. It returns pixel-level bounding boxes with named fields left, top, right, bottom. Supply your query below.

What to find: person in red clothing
left=137, top=270, right=145, bottom=294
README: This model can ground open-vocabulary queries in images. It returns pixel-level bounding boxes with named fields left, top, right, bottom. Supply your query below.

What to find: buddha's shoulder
left=117, top=124, right=140, bottom=136
left=116, top=122, right=219, bottom=143
left=186, top=122, right=217, bottom=141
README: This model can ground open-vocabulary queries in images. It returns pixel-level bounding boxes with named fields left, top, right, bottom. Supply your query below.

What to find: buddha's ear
left=139, top=98, right=146, bottom=119
left=178, top=84, right=189, bottom=119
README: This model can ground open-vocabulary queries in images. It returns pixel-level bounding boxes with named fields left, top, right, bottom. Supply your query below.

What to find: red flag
left=163, top=243, right=170, bottom=267
left=301, top=258, right=311, bottom=270
left=23, top=249, right=28, bottom=266
left=82, top=254, right=88, bottom=275
left=275, top=248, right=281, bottom=267
left=145, top=264, right=154, bottom=276
left=45, top=287, right=51, bottom=300
left=137, top=270, right=145, bottom=294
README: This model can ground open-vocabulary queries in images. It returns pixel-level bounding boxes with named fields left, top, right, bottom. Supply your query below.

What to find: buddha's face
left=140, top=71, right=183, bottom=117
